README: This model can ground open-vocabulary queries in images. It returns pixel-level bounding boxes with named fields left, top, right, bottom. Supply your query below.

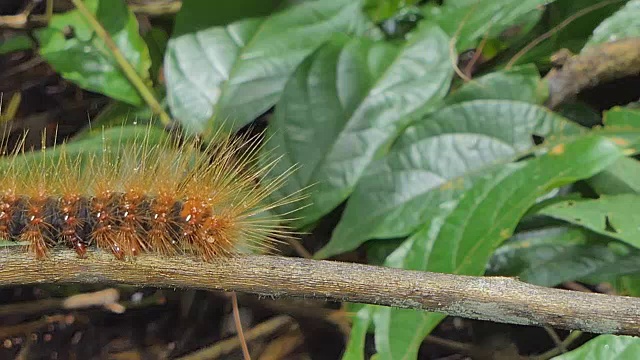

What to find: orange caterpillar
left=0, top=127, right=295, bottom=261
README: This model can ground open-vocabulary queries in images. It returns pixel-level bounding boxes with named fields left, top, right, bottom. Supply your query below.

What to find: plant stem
left=71, top=0, right=172, bottom=127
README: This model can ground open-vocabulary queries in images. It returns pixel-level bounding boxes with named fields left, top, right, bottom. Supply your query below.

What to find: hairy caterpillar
left=0, top=126, right=297, bottom=261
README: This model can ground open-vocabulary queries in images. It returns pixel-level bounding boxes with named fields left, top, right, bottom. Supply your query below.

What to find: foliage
left=552, top=335, right=640, bottom=359
left=37, top=0, right=152, bottom=105
left=3, top=0, right=640, bottom=358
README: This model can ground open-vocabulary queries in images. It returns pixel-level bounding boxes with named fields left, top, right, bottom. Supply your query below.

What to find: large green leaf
left=552, top=335, right=640, bottom=359
left=371, top=135, right=627, bottom=360
left=423, top=0, right=551, bottom=51
left=318, top=101, right=583, bottom=259
left=445, top=65, right=546, bottom=105
left=38, top=0, right=151, bottom=106
left=263, top=22, right=453, bottom=228
left=164, top=0, right=376, bottom=134
left=588, top=157, right=640, bottom=195
left=539, top=195, right=640, bottom=249
left=488, top=226, right=640, bottom=287
left=585, top=0, right=640, bottom=47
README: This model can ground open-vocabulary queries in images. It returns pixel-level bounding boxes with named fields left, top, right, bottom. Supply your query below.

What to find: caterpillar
left=0, top=126, right=297, bottom=261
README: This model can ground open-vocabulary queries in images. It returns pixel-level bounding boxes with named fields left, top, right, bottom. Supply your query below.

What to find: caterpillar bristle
left=0, top=125, right=302, bottom=261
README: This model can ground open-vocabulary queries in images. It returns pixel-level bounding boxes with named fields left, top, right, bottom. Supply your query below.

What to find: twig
left=0, top=92, right=22, bottom=124
left=0, top=314, right=69, bottom=338
left=562, top=282, right=592, bottom=293
left=62, top=288, right=124, bottom=313
left=531, top=330, right=584, bottom=360
left=70, top=0, right=172, bottom=127
left=176, top=315, right=295, bottom=360
left=448, top=1, right=479, bottom=82
left=543, top=326, right=565, bottom=351
left=0, top=298, right=61, bottom=318
left=286, top=239, right=313, bottom=259
left=0, top=0, right=179, bottom=29
left=462, top=29, right=490, bottom=78
left=0, top=288, right=121, bottom=316
left=257, top=329, right=304, bottom=360
left=0, top=0, right=38, bottom=29
left=1, top=249, right=640, bottom=336
left=231, top=292, right=252, bottom=360
left=424, top=335, right=476, bottom=355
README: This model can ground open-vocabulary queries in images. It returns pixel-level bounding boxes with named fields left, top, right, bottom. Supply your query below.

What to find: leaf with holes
left=539, top=195, right=640, bottom=249
left=371, top=135, right=627, bottom=360
left=488, top=226, right=640, bottom=287
left=318, top=100, right=583, bottom=259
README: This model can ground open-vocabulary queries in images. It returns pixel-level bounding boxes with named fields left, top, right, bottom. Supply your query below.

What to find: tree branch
left=544, top=38, right=640, bottom=109
left=1, top=249, right=639, bottom=335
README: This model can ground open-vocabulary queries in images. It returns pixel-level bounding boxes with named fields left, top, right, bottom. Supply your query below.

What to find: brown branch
left=1, top=249, right=639, bottom=335
left=544, top=38, right=640, bottom=109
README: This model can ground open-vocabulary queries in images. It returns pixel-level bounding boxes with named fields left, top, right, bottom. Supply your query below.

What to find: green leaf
left=617, top=273, right=640, bottom=297
left=342, top=305, right=374, bottom=360
left=539, top=195, right=640, bottom=249
left=586, top=0, right=640, bottom=47
left=319, top=100, right=583, bottom=259
left=552, top=335, right=640, bottom=359
left=446, top=65, right=546, bottom=105
left=488, top=226, right=640, bottom=287
left=144, top=27, right=169, bottom=84
left=556, top=102, right=602, bottom=128
left=364, top=0, right=420, bottom=22
left=73, top=101, right=155, bottom=140
left=423, top=0, right=551, bottom=51
left=164, top=0, right=376, bottom=135
left=588, top=157, right=640, bottom=195
left=509, top=0, right=623, bottom=66
left=170, top=0, right=287, bottom=35
left=0, top=125, right=169, bottom=171
left=0, top=34, right=33, bottom=54
left=37, top=0, right=151, bottom=106
left=373, top=135, right=626, bottom=360
left=264, top=22, right=453, bottom=229
left=604, top=106, right=640, bottom=127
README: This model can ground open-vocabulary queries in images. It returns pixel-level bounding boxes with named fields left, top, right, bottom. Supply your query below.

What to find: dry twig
left=176, top=315, right=295, bottom=360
